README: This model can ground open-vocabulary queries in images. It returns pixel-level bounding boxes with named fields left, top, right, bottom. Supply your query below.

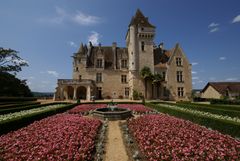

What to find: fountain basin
left=93, top=107, right=132, bottom=120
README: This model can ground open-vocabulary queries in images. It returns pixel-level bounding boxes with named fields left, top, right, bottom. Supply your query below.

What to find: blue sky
left=1, top=0, right=240, bottom=92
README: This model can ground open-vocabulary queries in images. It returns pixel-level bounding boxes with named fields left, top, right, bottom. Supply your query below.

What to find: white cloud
left=192, top=77, right=199, bottom=80
left=232, top=15, right=240, bottom=23
left=219, top=56, right=226, bottom=60
left=192, top=62, right=199, bottom=66
left=209, top=27, right=219, bottom=33
left=88, top=31, right=101, bottom=45
left=225, top=78, right=238, bottom=81
left=208, top=22, right=219, bottom=28
left=192, top=82, right=196, bottom=85
left=47, top=70, right=59, bottom=77
left=72, top=11, right=101, bottom=26
left=192, top=71, right=197, bottom=74
left=38, top=7, right=101, bottom=26
left=68, top=41, right=77, bottom=48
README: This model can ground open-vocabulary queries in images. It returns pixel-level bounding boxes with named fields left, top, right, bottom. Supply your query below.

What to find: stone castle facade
left=55, top=9, right=192, bottom=101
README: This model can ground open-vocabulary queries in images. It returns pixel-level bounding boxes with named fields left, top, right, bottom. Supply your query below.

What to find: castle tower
left=126, top=9, right=155, bottom=72
left=126, top=9, right=156, bottom=99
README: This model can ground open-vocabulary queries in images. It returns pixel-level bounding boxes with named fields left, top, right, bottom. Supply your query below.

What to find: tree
left=152, top=73, right=163, bottom=98
left=0, top=48, right=28, bottom=73
left=0, top=47, right=32, bottom=97
left=140, top=66, right=153, bottom=99
left=0, top=72, right=33, bottom=97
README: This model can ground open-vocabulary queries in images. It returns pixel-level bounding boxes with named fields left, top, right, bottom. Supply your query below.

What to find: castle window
left=176, top=57, right=182, bottom=66
left=178, top=87, right=184, bottom=97
left=96, top=73, right=102, bottom=82
left=78, top=59, right=81, bottom=64
left=177, top=71, right=183, bottom=82
left=79, top=75, right=82, bottom=80
left=141, top=41, right=145, bottom=51
left=141, top=27, right=144, bottom=31
left=125, top=87, right=129, bottom=97
left=121, top=59, right=127, bottom=68
left=96, top=59, right=103, bottom=68
left=76, top=67, right=79, bottom=71
left=121, top=75, right=127, bottom=83
left=162, top=71, right=166, bottom=81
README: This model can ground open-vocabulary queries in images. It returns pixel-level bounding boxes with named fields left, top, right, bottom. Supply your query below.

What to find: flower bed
left=118, top=104, right=153, bottom=114
left=0, top=104, right=66, bottom=123
left=68, top=104, right=107, bottom=114
left=0, top=114, right=102, bottom=161
left=128, top=114, right=240, bottom=160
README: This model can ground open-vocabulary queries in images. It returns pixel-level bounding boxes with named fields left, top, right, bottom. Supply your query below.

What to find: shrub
left=133, top=90, right=140, bottom=100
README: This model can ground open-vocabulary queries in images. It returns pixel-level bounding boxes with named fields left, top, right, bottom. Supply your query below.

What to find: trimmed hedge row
left=175, top=103, right=240, bottom=118
left=0, top=102, right=40, bottom=109
left=146, top=103, right=240, bottom=138
left=0, top=102, right=65, bottom=115
left=0, top=97, right=37, bottom=102
left=0, top=103, right=77, bottom=135
left=210, top=99, right=240, bottom=105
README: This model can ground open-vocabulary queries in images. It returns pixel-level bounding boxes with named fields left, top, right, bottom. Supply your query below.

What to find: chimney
left=159, top=42, right=164, bottom=50
left=112, top=42, right=117, bottom=69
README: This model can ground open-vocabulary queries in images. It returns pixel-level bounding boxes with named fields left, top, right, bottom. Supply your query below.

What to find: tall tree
left=0, top=48, right=28, bottom=73
left=140, top=66, right=153, bottom=99
left=0, top=47, right=32, bottom=97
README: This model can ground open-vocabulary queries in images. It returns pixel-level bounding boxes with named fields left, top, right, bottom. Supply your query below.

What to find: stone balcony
left=57, top=79, right=95, bottom=86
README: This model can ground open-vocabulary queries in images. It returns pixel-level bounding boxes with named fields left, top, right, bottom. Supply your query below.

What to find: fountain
left=93, top=102, right=132, bottom=120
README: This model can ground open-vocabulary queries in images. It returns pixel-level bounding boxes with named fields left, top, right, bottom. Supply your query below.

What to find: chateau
left=55, top=9, right=192, bottom=101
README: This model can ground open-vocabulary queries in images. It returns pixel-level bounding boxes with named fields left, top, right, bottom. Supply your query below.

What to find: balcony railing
left=57, top=79, right=94, bottom=85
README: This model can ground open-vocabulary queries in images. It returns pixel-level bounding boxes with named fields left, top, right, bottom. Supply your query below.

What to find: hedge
left=210, top=99, right=240, bottom=105
left=0, top=102, right=66, bottom=115
left=0, top=103, right=77, bottom=135
left=0, top=102, right=40, bottom=110
left=174, top=103, right=240, bottom=118
left=146, top=103, right=240, bottom=138
left=0, top=97, right=37, bottom=102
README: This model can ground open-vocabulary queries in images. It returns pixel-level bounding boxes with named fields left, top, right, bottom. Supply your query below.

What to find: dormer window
left=176, top=57, right=182, bottom=66
left=96, top=59, right=103, bottom=68
left=121, top=59, right=127, bottom=68
left=141, top=41, right=145, bottom=51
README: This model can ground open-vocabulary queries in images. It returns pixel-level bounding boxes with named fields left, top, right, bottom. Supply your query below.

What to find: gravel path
left=104, top=121, right=129, bottom=161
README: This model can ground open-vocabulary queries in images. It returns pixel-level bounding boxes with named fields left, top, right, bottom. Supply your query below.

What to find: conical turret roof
left=129, top=9, right=155, bottom=28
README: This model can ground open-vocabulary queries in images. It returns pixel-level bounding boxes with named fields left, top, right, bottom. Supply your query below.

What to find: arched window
left=141, top=41, right=145, bottom=51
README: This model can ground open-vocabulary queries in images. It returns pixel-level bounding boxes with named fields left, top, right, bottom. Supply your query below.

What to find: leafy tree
left=140, top=66, right=153, bottom=99
left=0, top=48, right=28, bottom=73
left=0, top=47, right=32, bottom=97
left=0, top=72, right=33, bottom=97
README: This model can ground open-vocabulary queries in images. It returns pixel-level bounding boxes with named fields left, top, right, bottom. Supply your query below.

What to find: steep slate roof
left=129, top=9, right=155, bottom=28
left=154, top=47, right=172, bottom=68
left=75, top=44, right=128, bottom=69
left=202, top=82, right=240, bottom=94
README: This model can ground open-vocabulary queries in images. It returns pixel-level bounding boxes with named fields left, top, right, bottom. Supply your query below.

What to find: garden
left=0, top=101, right=239, bottom=160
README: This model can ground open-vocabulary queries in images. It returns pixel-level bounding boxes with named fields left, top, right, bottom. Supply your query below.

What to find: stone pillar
left=73, top=87, right=77, bottom=100
left=87, top=86, right=91, bottom=101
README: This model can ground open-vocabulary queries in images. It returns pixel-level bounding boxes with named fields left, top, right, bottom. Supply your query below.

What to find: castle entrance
left=76, top=86, right=87, bottom=99
left=64, top=86, right=74, bottom=100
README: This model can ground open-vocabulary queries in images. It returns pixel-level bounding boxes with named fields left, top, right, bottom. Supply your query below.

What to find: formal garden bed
left=127, top=114, right=240, bottom=160
left=0, top=102, right=239, bottom=160
left=0, top=114, right=102, bottom=160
